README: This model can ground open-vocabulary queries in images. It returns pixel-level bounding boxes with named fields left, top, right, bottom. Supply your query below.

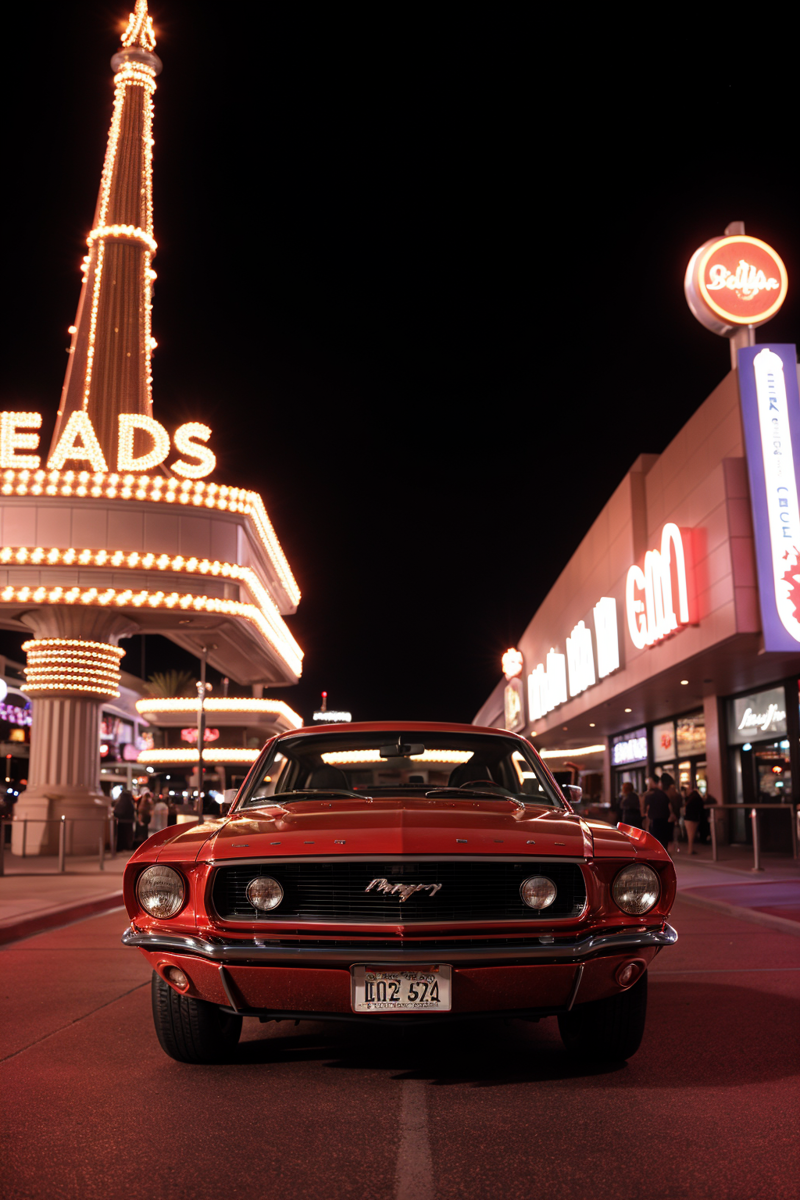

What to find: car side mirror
left=563, top=784, right=582, bottom=805
left=219, top=788, right=238, bottom=816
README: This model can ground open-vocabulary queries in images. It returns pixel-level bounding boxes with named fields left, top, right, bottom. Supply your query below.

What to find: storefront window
left=677, top=712, right=705, bottom=756
left=652, top=720, right=675, bottom=763
left=611, top=728, right=647, bottom=767
left=678, top=760, right=692, bottom=790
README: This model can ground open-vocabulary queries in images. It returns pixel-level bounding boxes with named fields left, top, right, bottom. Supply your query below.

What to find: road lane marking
left=396, top=1079, right=434, bottom=1200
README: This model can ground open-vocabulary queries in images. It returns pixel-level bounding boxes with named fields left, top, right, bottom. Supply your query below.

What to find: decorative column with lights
left=12, top=609, right=136, bottom=855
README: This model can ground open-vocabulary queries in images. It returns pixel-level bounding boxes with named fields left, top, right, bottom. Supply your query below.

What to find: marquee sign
left=526, top=597, right=620, bottom=722
left=626, top=523, right=695, bottom=650
left=0, top=411, right=216, bottom=478
left=685, top=235, right=788, bottom=336
left=738, top=344, right=800, bottom=651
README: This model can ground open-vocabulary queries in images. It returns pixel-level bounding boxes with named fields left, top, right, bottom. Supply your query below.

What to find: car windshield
left=236, top=729, right=565, bottom=811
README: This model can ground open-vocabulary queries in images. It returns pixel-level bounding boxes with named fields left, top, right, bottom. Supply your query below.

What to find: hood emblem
left=365, top=877, right=442, bottom=902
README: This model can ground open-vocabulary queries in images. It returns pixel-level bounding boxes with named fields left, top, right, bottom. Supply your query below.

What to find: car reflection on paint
left=121, top=722, right=677, bottom=1064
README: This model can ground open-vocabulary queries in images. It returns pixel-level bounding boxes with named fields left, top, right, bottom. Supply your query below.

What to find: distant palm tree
left=144, top=669, right=196, bottom=697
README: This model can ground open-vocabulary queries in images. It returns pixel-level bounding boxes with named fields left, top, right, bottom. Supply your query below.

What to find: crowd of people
left=111, top=788, right=171, bottom=849
left=617, top=775, right=715, bottom=853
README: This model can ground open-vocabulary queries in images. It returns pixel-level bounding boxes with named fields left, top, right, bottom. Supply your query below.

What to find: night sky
left=0, top=4, right=796, bottom=723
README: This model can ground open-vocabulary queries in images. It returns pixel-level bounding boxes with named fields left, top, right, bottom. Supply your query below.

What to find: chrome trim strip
left=565, top=964, right=584, bottom=1011
left=210, top=915, right=588, bottom=928
left=207, top=854, right=589, bottom=866
left=122, top=922, right=677, bottom=965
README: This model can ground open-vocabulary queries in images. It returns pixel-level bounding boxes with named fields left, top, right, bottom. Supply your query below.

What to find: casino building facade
left=476, top=233, right=800, bottom=852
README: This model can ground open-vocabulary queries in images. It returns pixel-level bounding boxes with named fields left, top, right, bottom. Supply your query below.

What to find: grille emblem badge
left=365, top=877, right=442, bottom=902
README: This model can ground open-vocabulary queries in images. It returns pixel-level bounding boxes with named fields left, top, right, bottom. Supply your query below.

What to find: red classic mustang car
left=122, top=722, right=677, bottom=1063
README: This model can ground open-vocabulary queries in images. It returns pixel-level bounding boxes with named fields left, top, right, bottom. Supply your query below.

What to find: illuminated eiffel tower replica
left=0, top=3, right=303, bottom=853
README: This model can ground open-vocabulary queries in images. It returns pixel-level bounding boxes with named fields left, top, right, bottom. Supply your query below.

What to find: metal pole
left=196, top=652, right=207, bottom=817
left=99, top=834, right=105, bottom=870
left=58, top=815, right=66, bottom=873
left=21, top=818, right=27, bottom=858
left=750, top=807, right=763, bottom=872
left=710, top=808, right=718, bottom=862
left=196, top=643, right=217, bottom=818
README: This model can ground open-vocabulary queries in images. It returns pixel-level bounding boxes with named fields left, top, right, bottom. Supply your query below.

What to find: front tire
left=151, top=971, right=242, bottom=1064
left=558, top=970, right=648, bottom=1062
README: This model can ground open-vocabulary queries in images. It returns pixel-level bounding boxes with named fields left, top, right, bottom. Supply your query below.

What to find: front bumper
left=125, top=923, right=676, bottom=1021
left=122, top=922, right=677, bottom=965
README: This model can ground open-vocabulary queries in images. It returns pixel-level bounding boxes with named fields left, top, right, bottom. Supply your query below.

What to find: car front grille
left=211, top=860, right=587, bottom=923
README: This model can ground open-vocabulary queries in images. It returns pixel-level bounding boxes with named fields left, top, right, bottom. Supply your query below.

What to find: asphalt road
left=1, top=899, right=798, bottom=1200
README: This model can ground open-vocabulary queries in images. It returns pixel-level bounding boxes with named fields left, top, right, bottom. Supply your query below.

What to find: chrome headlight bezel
left=136, top=864, right=185, bottom=920
left=612, top=863, right=660, bottom=915
left=246, top=876, right=284, bottom=912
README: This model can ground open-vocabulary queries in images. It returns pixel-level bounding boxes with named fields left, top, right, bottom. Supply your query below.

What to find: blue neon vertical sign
left=738, top=344, right=800, bottom=652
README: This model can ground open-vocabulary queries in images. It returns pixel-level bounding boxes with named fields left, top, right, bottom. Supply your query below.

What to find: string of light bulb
left=136, top=748, right=261, bottom=765
left=5, top=578, right=302, bottom=678
left=122, top=0, right=157, bottom=51
left=135, top=697, right=303, bottom=727
left=22, top=638, right=124, bottom=697
left=320, top=750, right=473, bottom=765
left=0, top=468, right=300, bottom=605
left=0, top=543, right=301, bottom=672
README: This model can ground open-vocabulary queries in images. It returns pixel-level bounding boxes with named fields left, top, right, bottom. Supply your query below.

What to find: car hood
left=149, top=797, right=641, bottom=862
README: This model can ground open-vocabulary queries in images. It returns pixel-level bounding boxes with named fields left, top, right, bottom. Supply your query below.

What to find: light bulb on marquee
left=49, top=411, right=109, bottom=473
left=117, top=414, right=170, bottom=471
left=0, top=412, right=42, bottom=469
left=22, top=638, right=125, bottom=697
left=170, top=422, right=217, bottom=478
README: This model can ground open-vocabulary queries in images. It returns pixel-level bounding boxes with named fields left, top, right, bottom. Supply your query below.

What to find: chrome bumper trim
left=122, top=922, right=677, bottom=965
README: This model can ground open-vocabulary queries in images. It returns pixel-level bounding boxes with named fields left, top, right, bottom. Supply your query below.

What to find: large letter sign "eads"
left=625, top=523, right=694, bottom=650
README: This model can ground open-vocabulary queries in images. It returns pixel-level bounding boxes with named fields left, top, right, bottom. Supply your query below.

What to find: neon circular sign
left=685, top=234, right=788, bottom=335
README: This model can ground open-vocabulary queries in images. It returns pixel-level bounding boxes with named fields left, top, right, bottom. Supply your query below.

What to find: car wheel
left=151, top=971, right=242, bottom=1064
left=557, top=970, right=648, bottom=1062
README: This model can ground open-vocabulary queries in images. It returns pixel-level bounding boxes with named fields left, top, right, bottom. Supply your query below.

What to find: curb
left=0, top=891, right=125, bottom=946
left=677, top=889, right=800, bottom=937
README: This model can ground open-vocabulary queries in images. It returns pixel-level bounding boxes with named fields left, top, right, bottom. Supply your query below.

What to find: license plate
left=351, top=964, right=452, bottom=1012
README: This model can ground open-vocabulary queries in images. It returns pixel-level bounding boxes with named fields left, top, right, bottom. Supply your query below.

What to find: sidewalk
left=670, top=840, right=800, bottom=935
left=1, top=838, right=799, bottom=946
left=0, top=849, right=130, bottom=945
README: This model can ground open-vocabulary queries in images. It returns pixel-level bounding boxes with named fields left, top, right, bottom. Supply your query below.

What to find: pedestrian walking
left=618, top=781, right=644, bottom=829
left=683, top=786, right=705, bottom=854
left=661, top=772, right=681, bottom=854
left=699, top=791, right=716, bottom=844
left=134, top=789, right=154, bottom=846
left=644, top=777, right=672, bottom=851
left=151, top=797, right=169, bottom=833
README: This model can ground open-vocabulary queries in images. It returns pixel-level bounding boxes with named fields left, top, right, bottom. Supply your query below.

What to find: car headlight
left=520, top=876, right=557, bottom=909
left=246, top=876, right=284, bottom=912
left=612, top=864, right=660, bottom=914
left=136, top=865, right=185, bottom=919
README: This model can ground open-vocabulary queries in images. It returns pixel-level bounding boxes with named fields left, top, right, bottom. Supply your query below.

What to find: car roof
left=276, top=721, right=526, bottom=741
